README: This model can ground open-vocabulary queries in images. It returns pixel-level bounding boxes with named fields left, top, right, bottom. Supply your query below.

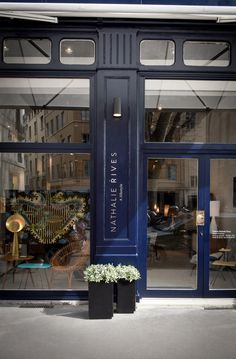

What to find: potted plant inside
left=84, top=263, right=118, bottom=319
left=115, top=264, right=141, bottom=313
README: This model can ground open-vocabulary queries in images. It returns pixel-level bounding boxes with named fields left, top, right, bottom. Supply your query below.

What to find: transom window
left=60, top=39, right=95, bottom=65
left=3, top=38, right=51, bottom=64
left=145, top=79, right=236, bottom=143
left=183, top=41, right=230, bottom=67
left=140, top=40, right=175, bottom=66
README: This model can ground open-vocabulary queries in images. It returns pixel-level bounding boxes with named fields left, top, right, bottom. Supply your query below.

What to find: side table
left=1, top=254, right=34, bottom=289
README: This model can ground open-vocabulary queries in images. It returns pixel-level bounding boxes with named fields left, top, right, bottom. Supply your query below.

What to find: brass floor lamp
left=6, top=213, right=26, bottom=257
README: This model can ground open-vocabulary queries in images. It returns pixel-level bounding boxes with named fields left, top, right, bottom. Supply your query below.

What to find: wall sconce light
left=113, top=97, right=122, bottom=118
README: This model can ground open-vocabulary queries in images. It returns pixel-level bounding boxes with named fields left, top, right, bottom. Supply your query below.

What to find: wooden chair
left=50, top=239, right=90, bottom=289
left=211, top=260, right=236, bottom=287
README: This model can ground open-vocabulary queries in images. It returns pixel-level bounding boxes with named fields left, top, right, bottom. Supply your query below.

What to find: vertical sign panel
left=105, top=77, right=129, bottom=240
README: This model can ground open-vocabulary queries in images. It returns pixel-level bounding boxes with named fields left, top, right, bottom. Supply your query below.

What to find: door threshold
left=140, top=298, right=236, bottom=309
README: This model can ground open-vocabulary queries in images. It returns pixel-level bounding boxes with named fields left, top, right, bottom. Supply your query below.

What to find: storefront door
left=207, top=157, right=236, bottom=294
left=141, top=77, right=236, bottom=297
left=141, top=154, right=236, bottom=297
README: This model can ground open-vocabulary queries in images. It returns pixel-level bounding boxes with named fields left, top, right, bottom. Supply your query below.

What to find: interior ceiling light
left=65, top=47, right=73, bottom=55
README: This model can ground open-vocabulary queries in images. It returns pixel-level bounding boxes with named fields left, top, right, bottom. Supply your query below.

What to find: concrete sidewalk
left=0, top=300, right=235, bottom=359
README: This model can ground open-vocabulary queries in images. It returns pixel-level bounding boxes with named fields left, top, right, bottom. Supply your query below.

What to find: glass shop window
left=60, top=39, right=95, bottom=65
left=0, top=78, right=90, bottom=143
left=3, top=38, right=51, bottom=64
left=140, top=40, right=175, bottom=66
left=183, top=41, right=230, bottom=67
left=145, top=79, right=236, bottom=143
left=0, top=152, right=90, bottom=290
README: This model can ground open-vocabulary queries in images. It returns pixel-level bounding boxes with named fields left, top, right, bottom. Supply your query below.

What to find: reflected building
left=22, top=109, right=90, bottom=191
left=0, top=109, right=25, bottom=203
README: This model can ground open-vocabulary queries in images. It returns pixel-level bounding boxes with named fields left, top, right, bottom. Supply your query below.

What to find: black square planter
left=88, top=282, right=114, bottom=319
left=116, top=280, right=136, bottom=313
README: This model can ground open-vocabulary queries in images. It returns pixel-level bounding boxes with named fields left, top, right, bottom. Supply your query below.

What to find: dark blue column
left=95, top=71, right=138, bottom=265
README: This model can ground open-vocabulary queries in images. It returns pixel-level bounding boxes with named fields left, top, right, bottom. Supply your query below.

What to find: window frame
left=60, top=38, right=96, bottom=65
left=3, top=38, right=52, bottom=65
left=183, top=40, right=230, bottom=67
left=139, top=39, right=175, bottom=67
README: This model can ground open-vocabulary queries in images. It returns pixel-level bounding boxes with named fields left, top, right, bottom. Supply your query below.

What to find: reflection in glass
left=145, top=79, right=236, bottom=143
left=0, top=78, right=89, bottom=107
left=183, top=41, right=230, bottom=67
left=140, top=40, right=175, bottom=66
left=0, top=109, right=90, bottom=143
left=0, top=153, right=90, bottom=290
left=147, top=158, right=198, bottom=289
left=60, top=39, right=95, bottom=65
left=0, top=78, right=90, bottom=143
left=210, top=160, right=236, bottom=290
left=3, top=39, right=51, bottom=64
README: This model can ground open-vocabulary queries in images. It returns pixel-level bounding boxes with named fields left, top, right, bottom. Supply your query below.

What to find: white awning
left=0, top=3, right=236, bottom=24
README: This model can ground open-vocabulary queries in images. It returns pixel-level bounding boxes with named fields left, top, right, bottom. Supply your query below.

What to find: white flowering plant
left=116, top=264, right=141, bottom=282
left=83, top=264, right=118, bottom=283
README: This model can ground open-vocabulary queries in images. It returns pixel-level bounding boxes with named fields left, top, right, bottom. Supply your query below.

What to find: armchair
left=50, top=239, right=90, bottom=288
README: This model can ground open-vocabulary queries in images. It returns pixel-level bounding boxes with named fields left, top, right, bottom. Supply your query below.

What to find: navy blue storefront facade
left=1, top=1, right=236, bottom=301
